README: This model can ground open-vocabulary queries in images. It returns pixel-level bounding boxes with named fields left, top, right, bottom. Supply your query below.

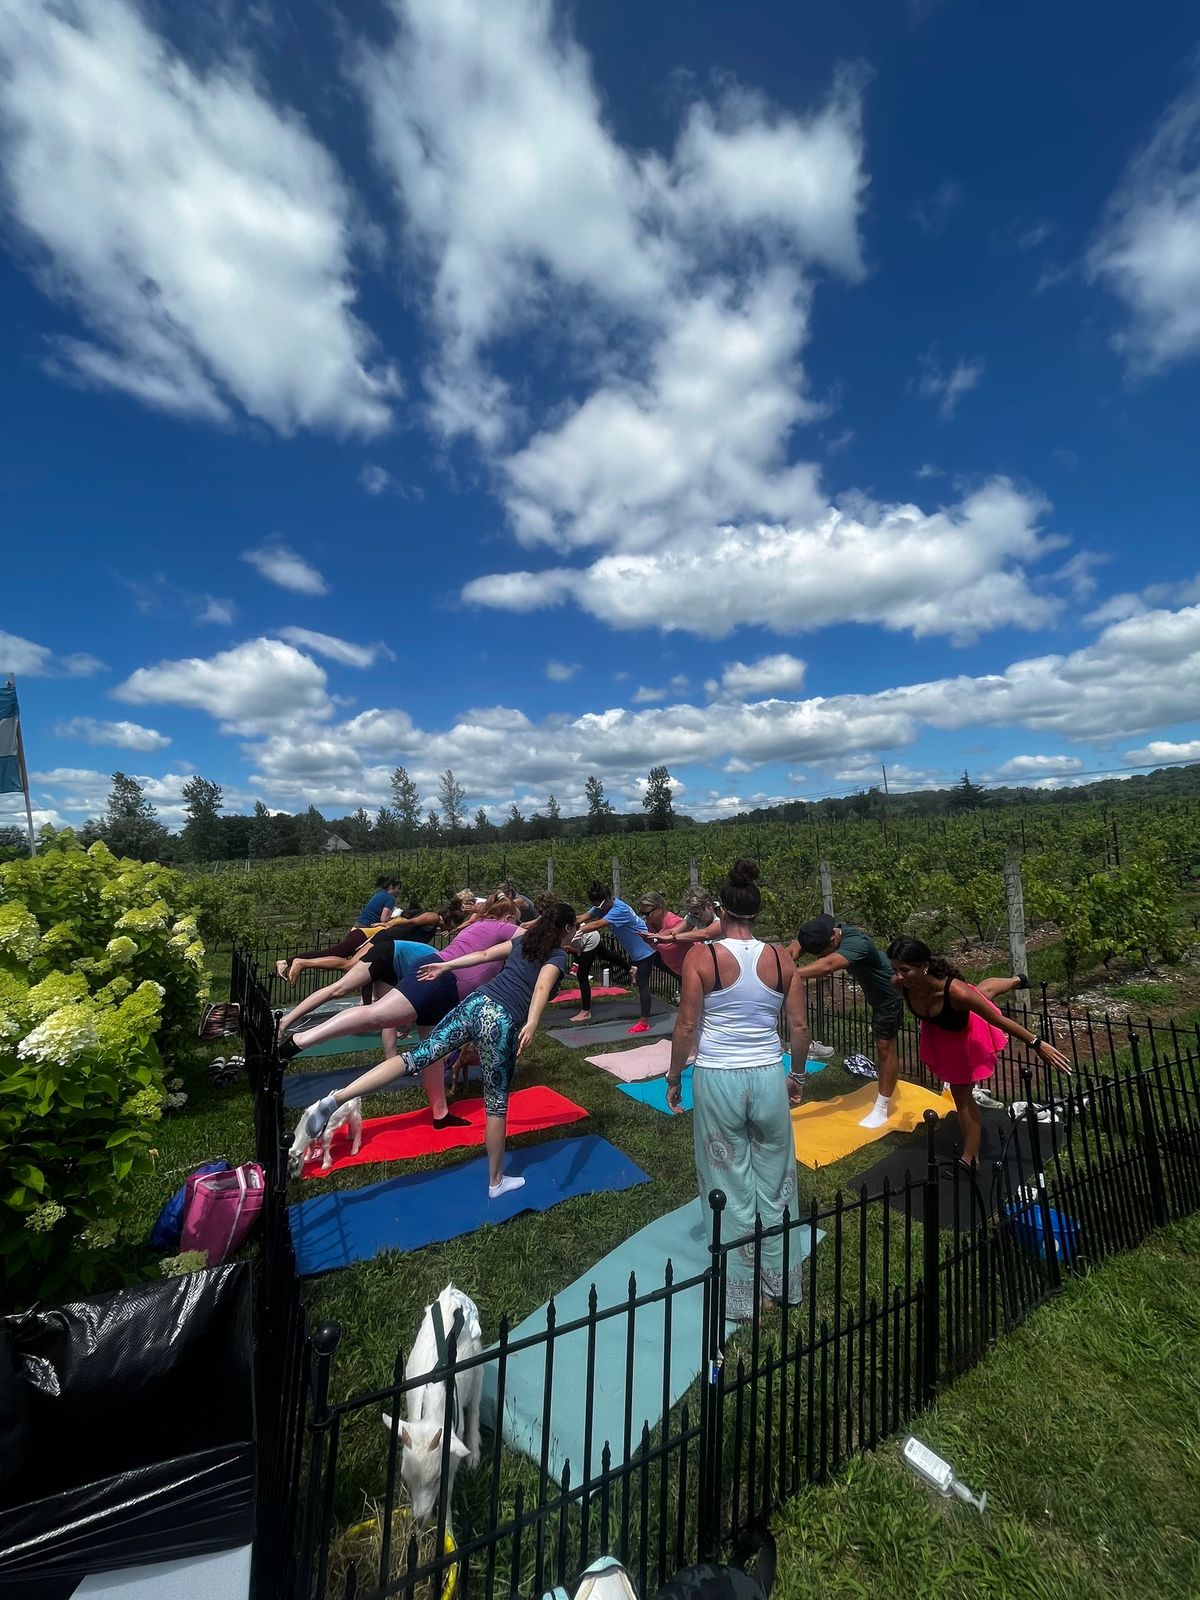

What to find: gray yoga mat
left=548, top=1012, right=676, bottom=1049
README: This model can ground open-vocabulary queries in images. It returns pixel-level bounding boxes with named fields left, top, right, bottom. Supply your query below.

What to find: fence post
left=1004, top=854, right=1028, bottom=981
left=699, top=1189, right=727, bottom=1561
left=547, top=854, right=554, bottom=892
left=297, top=1320, right=341, bottom=1598
left=690, top=856, right=699, bottom=889
left=1133, top=1043, right=1169, bottom=1228
left=819, top=860, right=833, bottom=917
left=920, top=1113, right=941, bottom=1405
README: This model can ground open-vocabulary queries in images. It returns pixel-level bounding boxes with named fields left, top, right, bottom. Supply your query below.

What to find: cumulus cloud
left=1124, top=738, right=1200, bottom=766
left=0, top=631, right=105, bottom=677
left=1085, top=572, right=1200, bottom=626
left=466, top=478, right=1062, bottom=643
left=55, top=717, right=170, bottom=752
left=115, top=638, right=334, bottom=734
left=545, top=660, right=581, bottom=682
left=0, top=0, right=396, bottom=433
left=1088, top=66, right=1200, bottom=373
left=990, top=754, right=1084, bottom=778
left=912, top=352, right=984, bottom=420
left=719, top=654, right=807, bottom=697
left=241, top=540, right=329, bottom=596
left=277, top=628, right=389, bottom=668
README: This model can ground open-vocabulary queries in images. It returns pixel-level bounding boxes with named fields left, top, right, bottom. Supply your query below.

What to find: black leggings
left=577, top=948, right=651, bottom=1019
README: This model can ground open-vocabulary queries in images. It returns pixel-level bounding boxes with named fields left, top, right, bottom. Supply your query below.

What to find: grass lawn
left=772, top=1212, right=1200, bottom=1600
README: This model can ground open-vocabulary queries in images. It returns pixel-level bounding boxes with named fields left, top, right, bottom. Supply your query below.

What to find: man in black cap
left=789, top=914, right=902, bottom=1126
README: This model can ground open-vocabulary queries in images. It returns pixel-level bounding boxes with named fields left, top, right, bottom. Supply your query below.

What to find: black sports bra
left=904, top=975, right=969, bottom=1032
left=708, top=942, right=785, bottom=992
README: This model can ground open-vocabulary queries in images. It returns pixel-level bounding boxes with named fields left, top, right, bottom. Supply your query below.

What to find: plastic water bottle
left=902, top=1436, right=987, bottom=1512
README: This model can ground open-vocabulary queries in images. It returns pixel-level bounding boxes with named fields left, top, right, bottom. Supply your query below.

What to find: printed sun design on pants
left=704, top=1132, right=733, bottom=1171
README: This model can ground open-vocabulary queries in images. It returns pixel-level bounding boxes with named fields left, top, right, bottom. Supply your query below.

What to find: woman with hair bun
left=668, top=860, right=807, bottom=1318
left=886, top=936, right=1071, bottom=1167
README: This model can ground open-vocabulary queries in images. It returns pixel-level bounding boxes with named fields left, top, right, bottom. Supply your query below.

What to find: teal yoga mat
left=481, top=1197, right=824, bottom=1483
left=616, top=1052, right=823, bottom=1115
left=288, top=1028, right=420, bottom=1059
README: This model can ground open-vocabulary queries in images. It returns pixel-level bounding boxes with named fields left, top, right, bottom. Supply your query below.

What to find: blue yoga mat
left=282, top=1054, right=483, bottom=1109
left=289, top=1135, right=650, bottom=1276
left=482, top=1197, right=824, bottom=1484
left=616, top=1052, right=823, bottom=1115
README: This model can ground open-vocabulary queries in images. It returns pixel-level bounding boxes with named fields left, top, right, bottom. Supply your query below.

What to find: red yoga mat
left=300, top=1085, right=589, bottom=1178
left=551, top=987, right=629, bottom=1005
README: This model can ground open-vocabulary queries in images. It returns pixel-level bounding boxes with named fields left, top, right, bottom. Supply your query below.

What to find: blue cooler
left=1008, top=1201, right=1079, bottom=1264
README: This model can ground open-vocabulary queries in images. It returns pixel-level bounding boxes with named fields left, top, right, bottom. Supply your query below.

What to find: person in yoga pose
left=573, top=882, right=656, bottom=1033
left=277, top=896, right=523, bottom=1127
left=667, top=860, right=806, bottom=1319
left=298, top=902, right=578, bottom=1198
left=886, top=936, right=1070, bottom=1167
left=789, top=915, right=905, bottom=1125
left=639, top=887, right=722, bottom=981
left=276, top=906, right=442, bottom=985
left=272, top=875, right=403, bottom=982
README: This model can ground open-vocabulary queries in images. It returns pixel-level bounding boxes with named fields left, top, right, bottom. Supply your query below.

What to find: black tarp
left=0, top=1262, right=255, bottom=1597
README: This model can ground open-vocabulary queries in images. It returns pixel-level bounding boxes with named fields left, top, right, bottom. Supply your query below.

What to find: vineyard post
left=547, top=855, right=554, bottom=892
left=1004, top=854, right=1028, bottom=982
left=689, top=857, right=699, bottom=888
left=819, top=860, right=834, bottom=917
left=612, top=855, right=621, bottom=900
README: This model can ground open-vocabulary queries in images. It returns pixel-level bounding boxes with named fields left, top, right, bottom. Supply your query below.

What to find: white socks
left=488, top=1174, right=526, bottom=1200
left=859, top=1093, right=892, bottom=1129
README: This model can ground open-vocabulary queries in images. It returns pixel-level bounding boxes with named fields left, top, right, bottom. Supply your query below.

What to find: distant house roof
left=324, top=833, right=352, bottom=852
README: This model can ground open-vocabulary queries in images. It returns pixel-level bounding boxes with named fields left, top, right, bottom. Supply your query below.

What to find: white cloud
left=632, top=686, right=668, bottom=704
left=195, top=595, right=236, bottom=626
left=0, top=0, right=396, bottom=433
left=466, top=478, right=1062, bottom=644
left=241, top=540, right=329, bottom=596
left=1124, top=739, right=1200, bottom=766
left=277, top=628, right=388, bottom=669
left=116, top=637, right=334, bottom=734
left=990, top=754, right=1084, bottom=778
left=360, top=464, right=393, bottom=495
left=910, top=179, right=963, bottom=235
left=1088, top=66, right=1200, bottom=374
left=1085, top=572, right=1200, bottom=626
left=0, top=631, right=105, bottom=677
left=719, top=654, right=807, bottom=697
left=545, top=660, right=581, bottom=683
left=1016, top=220, right=1053, bottom=251
left=55, top=717, right=170, bottom=752
left=913, top=353, right=984, bottom=420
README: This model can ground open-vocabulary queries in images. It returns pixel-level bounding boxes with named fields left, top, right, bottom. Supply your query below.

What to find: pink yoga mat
left=584, top=1038, right=674, bottom=1082
left=552, top=987, right=629, bottom=1005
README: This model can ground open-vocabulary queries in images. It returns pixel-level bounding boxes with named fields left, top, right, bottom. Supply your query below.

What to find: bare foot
left=570, top=1010, right=592, bottom=1023
left=286, top=961, right=303, bottom=984
left=275, top=960, right=290, bottom=982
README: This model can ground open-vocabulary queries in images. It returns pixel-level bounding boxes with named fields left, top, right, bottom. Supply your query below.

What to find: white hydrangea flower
left=105, top=935, right=139, bottom=965
left=0, top=904, right=41, bottom=963
left=115, top=905, right=169, bottom=935
left=0, top=1010, right=20, bottom=1043
left=17, top=1004, right=100, bottom=1066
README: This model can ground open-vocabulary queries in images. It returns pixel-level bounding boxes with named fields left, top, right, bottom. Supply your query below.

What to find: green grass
left=1106, top=981, right=1178, bottom=1008
left=772, top=1212, right=1200, bottom=1600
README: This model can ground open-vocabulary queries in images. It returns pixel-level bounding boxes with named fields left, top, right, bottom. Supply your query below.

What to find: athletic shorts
left=871, top=996, right=904, bottom=1041
left=396, top=966, right=460, bottom=1027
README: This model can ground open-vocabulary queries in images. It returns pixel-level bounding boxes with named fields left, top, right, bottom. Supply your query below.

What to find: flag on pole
left=0, top=680, right=22, bottom=795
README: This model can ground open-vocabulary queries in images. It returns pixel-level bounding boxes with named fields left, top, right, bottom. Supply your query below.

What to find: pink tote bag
left=180, top=1162, right=265, bottom=1265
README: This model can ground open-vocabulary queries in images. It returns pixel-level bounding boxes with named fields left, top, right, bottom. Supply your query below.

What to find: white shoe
left=807, top=1041, right=835, bottom=1059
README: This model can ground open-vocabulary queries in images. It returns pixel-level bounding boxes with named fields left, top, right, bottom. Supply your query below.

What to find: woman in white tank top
left=667, top=860, right=809, bottom=1319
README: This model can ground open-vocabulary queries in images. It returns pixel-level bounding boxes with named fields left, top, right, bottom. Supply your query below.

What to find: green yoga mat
left=290, top=1029, right=419, bottom=1059
left=481, top=1197, right=824, bottom=1484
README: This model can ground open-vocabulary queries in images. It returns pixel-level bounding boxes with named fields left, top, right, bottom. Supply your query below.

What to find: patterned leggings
left=404, top=992, right=519, bottom=1115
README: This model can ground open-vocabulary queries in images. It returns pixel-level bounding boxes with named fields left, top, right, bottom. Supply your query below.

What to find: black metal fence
left=234, top=944, right=1200, bottom=1600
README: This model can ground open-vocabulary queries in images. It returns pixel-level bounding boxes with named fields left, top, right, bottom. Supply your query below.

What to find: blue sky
left=2, top=0, right=1200, bottom=832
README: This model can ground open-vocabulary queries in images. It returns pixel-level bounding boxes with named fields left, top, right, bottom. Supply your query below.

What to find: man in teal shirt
left=789, top=915, right=903, bottom=1126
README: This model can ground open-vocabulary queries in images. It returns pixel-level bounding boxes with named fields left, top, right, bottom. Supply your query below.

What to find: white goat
left=383, top=1285, right=483, bottom=1526
left=287, top=1097, right=363, bottom=1177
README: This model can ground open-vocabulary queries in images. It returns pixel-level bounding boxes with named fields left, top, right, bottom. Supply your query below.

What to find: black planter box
left=0, top=1263, right=255, bottom=1597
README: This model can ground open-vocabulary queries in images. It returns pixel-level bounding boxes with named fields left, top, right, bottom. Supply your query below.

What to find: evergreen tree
left=948, top=769, right=987, bottom=811
left=179, top=774, right=224, bottom=862
left=438, top=768, right=468, bottom=836
left=374, top=805, right=399, bottom=848
left=473, top=807, right=497, bottom=841
left=297, top=804, right=327, bottom=854
left=391, top=766, right=422, bottom=844
left=502, top=803, right=526, bottom=842
left=101, top=772, right=171, bottom=861
left=643, top=765, right=675, bottom=831
left=346, top=807, right=373, bottom=850
left=249, top=799, right=276, bottom=859
left=585, top=774, right=614, bottom=835
left=424, top=809, right=442, bottom=843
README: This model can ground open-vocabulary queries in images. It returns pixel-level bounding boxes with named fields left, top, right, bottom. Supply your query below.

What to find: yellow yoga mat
left=791, top=1080, right=951, bottom=1169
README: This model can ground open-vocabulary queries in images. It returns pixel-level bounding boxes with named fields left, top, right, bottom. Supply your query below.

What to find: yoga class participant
left=887, top=937, right=1068, bottom=1167
left=278, top=896, right=522, bottom=1125
left=790, top=915, right=903, bottom=1125
left=575, top=882, right=656, bottom=1033
left=640, top=887, right=722, bottom=980
left=276, top=907, right=442, bottom=985
left=667, top=860, right=806, bottom=1319
left=273, top=875, right=404, bottom=981
left=278, top=934, right=441, bottom=1060
left=298, top=903, right=578, bottom=1198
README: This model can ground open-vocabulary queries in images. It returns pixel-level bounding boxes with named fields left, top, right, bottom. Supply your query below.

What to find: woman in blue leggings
left=298, top=903, right=577, bottom=1199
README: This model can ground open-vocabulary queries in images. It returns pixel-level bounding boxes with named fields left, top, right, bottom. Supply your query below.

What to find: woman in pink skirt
left=886, top=937, right=1072, bottom=1167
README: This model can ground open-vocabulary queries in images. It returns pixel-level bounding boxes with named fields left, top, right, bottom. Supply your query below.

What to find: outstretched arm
left=417, top=939, right=514, bottom=980
left=517, top=963, right=566, bottom=1055
left=950, top=980, right=1072, bottom=1073
left=788, top=950, right=851, bottom=981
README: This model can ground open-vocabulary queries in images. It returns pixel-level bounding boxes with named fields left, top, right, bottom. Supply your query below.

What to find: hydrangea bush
left=0, top=836, right=209, bottom=1300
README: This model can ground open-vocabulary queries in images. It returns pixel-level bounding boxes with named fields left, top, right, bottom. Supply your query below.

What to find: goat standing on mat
left=383, top=1285, right=483, bottom=1525
left=288, top=1097, right=362, bottom=1176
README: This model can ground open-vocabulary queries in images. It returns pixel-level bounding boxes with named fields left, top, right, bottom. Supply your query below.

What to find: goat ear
left=400, top=1426, right=413, bottom=1449
left=429, top=1428, right=442, bottom=1452
left=449, top=1434, right=470, bottom=1461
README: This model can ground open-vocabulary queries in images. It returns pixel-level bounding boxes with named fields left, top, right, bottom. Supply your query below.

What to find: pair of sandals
left=208, top=1054, right=245, bottom=1088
